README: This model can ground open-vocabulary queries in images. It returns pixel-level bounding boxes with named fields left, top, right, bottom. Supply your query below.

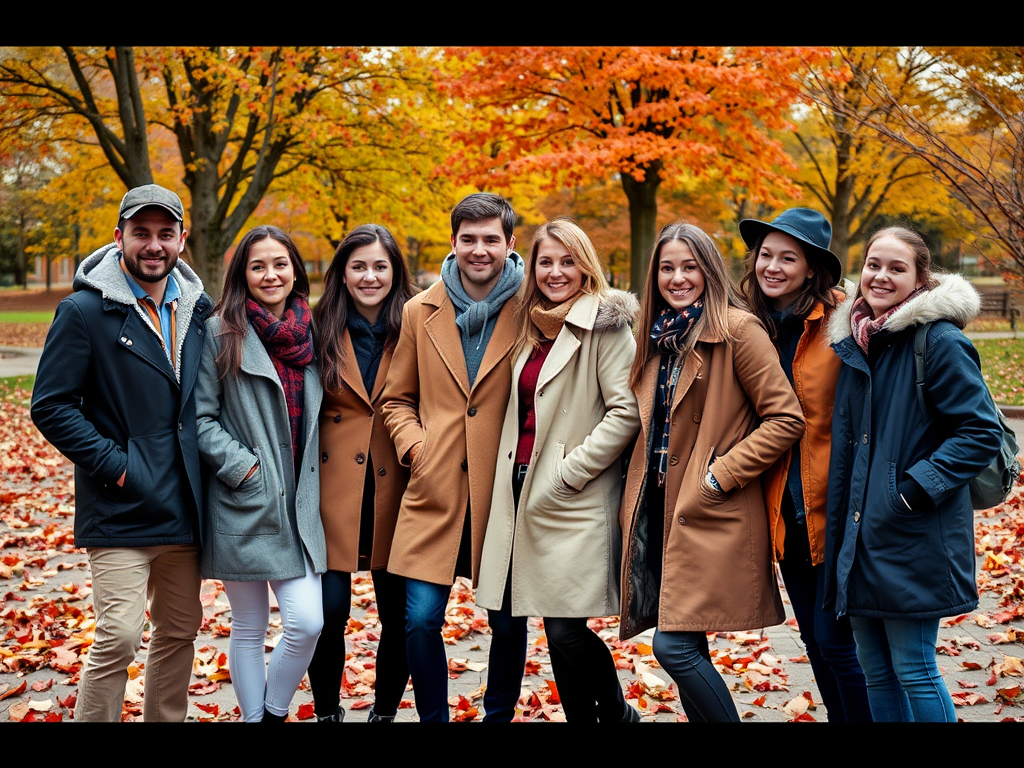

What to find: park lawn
left=976, top=337, right=1024, bottom=406
left=0, top=311, right=54, bottom=323
left=0, top=375, right=35, bottom=405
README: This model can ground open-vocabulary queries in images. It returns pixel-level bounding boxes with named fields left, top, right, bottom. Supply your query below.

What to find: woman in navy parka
left=824, top=225, right=1002, bottom=721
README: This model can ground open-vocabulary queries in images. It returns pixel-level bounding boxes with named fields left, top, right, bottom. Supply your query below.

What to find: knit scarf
left=850, top=286, right=926, bottom=354
left=348, top=311, right=387, bottom=396
left=530, top=291, right=583, bottom=340
left=246, top=294, right=314, bottom=466
left=649, top=300, right=704, bottom=487
left=441, top=250, right=525, bottom=387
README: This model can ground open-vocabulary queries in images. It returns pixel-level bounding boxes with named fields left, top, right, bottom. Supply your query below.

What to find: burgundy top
left=515, top=340, right=554, bottom=465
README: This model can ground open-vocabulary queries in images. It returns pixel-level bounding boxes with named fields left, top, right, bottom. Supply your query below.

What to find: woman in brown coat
left=306, top=224, right=418, bottom=723
left=619, top=221, right=804, bottom=722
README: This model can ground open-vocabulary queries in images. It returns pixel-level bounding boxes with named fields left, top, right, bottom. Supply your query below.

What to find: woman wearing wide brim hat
left=738, top=208, right=873, bottom=722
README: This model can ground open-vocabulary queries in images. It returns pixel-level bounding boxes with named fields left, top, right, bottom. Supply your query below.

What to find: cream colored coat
left=381, top=280, right=518, bottom=586
left=319, top=330, right=408, bottom=572
left=476, top=291, right=641, bottom=618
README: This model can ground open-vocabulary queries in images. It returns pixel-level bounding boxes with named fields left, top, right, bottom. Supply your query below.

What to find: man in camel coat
left=381, top=192, right=524, bottom=722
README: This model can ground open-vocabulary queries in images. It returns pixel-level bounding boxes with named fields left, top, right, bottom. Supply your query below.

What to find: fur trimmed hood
left=591, top=288, right=640, bottom=332
left=827, top=272, right=980, bottom=346
left=74, top=242, right=206, bottom=307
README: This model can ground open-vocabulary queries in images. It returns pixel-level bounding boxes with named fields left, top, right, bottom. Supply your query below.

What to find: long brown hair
left=213, top=225, right=310, bottom=379
left=629, top=221, right=746, bottom=390
left=313, top=224, right=418, bottom=395
left=739, top=230, right=839, bottom=340
left=512, top=217, right=609, bottom=361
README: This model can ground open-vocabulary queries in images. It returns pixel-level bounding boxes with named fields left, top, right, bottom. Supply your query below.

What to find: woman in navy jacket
left=824, top=225, right=1002, bottom=721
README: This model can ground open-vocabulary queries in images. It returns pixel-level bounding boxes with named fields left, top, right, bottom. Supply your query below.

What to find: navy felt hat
left=739, top=207, right=843, bottom=286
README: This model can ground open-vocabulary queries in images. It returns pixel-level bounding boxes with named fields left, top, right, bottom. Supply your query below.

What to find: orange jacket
left=765, top=288, right=849, bottom=567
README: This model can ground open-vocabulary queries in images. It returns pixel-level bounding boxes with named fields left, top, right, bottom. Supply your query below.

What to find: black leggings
left=307, top=567, right=410, bottom=718
left=546, top=616, right=628, bottom=722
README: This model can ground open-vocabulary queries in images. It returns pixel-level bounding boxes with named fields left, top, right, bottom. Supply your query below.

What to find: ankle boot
left=621, top=703, right=641, bottom=723
left=259, top=710, right=287, bottom=723
left=316, top=706, right=346, bottom=723
left=366, top=707, right=396, bottom=723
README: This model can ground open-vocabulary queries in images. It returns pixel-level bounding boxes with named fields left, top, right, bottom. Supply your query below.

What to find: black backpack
left=913, top=321, right=1022, bottom=510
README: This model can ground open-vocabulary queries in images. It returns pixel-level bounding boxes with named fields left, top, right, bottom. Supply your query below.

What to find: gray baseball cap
left=118, top=184, right=185, bottom=222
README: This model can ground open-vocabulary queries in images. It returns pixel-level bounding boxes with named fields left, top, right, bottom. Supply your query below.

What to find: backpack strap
left=913, top=321, right=933, bottom=415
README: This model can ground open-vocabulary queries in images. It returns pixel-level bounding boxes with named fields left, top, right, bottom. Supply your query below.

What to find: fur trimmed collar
left=827, top=272, right=980, bottom=346
left=566, top=288, right=639, bottom=332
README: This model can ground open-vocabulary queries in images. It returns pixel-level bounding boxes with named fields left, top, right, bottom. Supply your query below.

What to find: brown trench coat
left=618, top=308, right=805, bottom=640
left=380, top=280, right=518, bottom=586
left=319, top=330, right=408, bottom=572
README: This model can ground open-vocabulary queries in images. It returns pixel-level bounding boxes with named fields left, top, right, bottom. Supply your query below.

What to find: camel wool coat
left=381, top=279, right=518, bottom=586
left=476, top=290, right=641, bottom=618
left=319, top=330, right=408, bottom=572
left=619, top=307, right=804, bottom=640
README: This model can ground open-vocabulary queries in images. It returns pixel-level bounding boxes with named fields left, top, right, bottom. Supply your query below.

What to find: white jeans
left=222, top=556, right=323, bottom=721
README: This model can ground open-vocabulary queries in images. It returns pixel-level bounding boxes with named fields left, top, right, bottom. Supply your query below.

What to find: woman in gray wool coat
left=195, top=225, right=327, bottom=723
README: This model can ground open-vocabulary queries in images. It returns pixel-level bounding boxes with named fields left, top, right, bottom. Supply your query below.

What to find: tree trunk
left=405, top=236, right=421, bottom=288
left=620, top=161, right=662, bottom=298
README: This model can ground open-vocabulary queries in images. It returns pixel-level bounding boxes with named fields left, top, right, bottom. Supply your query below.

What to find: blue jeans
left=481, top=599, right=528, bottom=721
left=848, top=616, right=956, bottom=722
left=652, top=630, right=740, bottom=722
left=779, top=523, right=871, bottom=721
left=405, top=577, right=453, bottom=722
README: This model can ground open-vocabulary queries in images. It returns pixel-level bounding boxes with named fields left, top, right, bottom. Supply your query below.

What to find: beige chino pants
left=75, top=544, right=202, bottom=722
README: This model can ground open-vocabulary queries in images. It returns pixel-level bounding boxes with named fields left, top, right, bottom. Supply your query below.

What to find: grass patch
left=0, top=375, right=35, bottom=405
left=975, top=337, right=1024, bottom=406
left=0, top=311, right=53, bottom=324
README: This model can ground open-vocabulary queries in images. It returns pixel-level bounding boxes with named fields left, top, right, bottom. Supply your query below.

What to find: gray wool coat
left=195, top=314, right=327, bottom=581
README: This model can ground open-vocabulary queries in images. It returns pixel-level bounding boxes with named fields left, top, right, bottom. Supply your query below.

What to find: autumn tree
left=832, top=47, right=1024, bottom=282
left=439, top=46, right=832, bottom=292
left=0, top=46, right=452, bottom=294
left=790, top=47, right=965, bottom=274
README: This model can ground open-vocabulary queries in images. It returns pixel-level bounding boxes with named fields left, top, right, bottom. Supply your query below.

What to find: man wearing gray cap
left=31, top=183, right=213, bottom=721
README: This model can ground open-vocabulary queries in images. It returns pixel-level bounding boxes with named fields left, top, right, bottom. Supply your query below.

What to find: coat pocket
left=698, top=445, right=729, bottom=504
left=213, top=445, right=282, bottom=536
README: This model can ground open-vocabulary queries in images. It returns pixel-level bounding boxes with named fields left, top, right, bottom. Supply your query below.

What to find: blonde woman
left=476, top=217, right=641, bottom=722
left=618, top=221, right=804, bottom=722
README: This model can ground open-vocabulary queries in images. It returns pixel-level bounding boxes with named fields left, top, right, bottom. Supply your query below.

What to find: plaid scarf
left=246, top=294, right=315, bottom=467
left=649, top=300, right=704, bottom=487
left=850, top=286, right=926, bottom=354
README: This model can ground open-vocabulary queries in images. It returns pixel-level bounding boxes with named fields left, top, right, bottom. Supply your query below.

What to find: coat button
left=461, top=460, right=468, bottom=471
left=334, top=414, right=341, bottom=423
left=678, top=516, right=687, bottom=525
left=378, top=467, right=386, bottom=476
left=120, top=336, right=127, bottom=343
left=669, top=455, right=679, bottom=466
left=538, top=391, right=544, bottom=397
left=468, top=407, right=477, bottom=416
left=693, top=413, right=701, bottom=423
left=322, top=452, right=329, bottom=463
left=853, top=510, right=861, bottom=523
left=126, top=339, right=133, bottom=346
left=178, top=422, right=183, bottom=431
left=356, top=453, right=366, bottom=464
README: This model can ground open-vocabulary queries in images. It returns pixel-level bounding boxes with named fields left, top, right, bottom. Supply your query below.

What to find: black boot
left=258, top=710, right=287, bottom=723
left=316, top=706, right=346, bottom=723
left=621, top=703, right=641, bottom=723
left=366, top=707, right=396, bottom=723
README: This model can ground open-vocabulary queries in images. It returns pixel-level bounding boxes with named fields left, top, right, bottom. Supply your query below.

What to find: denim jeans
left=404, top=577, right=453, bottom=722
left=651, top=630, right=740, bottom=722
left=848, top=616, right=956, bottom=722
left=779, top=520, right=872, bottom=722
